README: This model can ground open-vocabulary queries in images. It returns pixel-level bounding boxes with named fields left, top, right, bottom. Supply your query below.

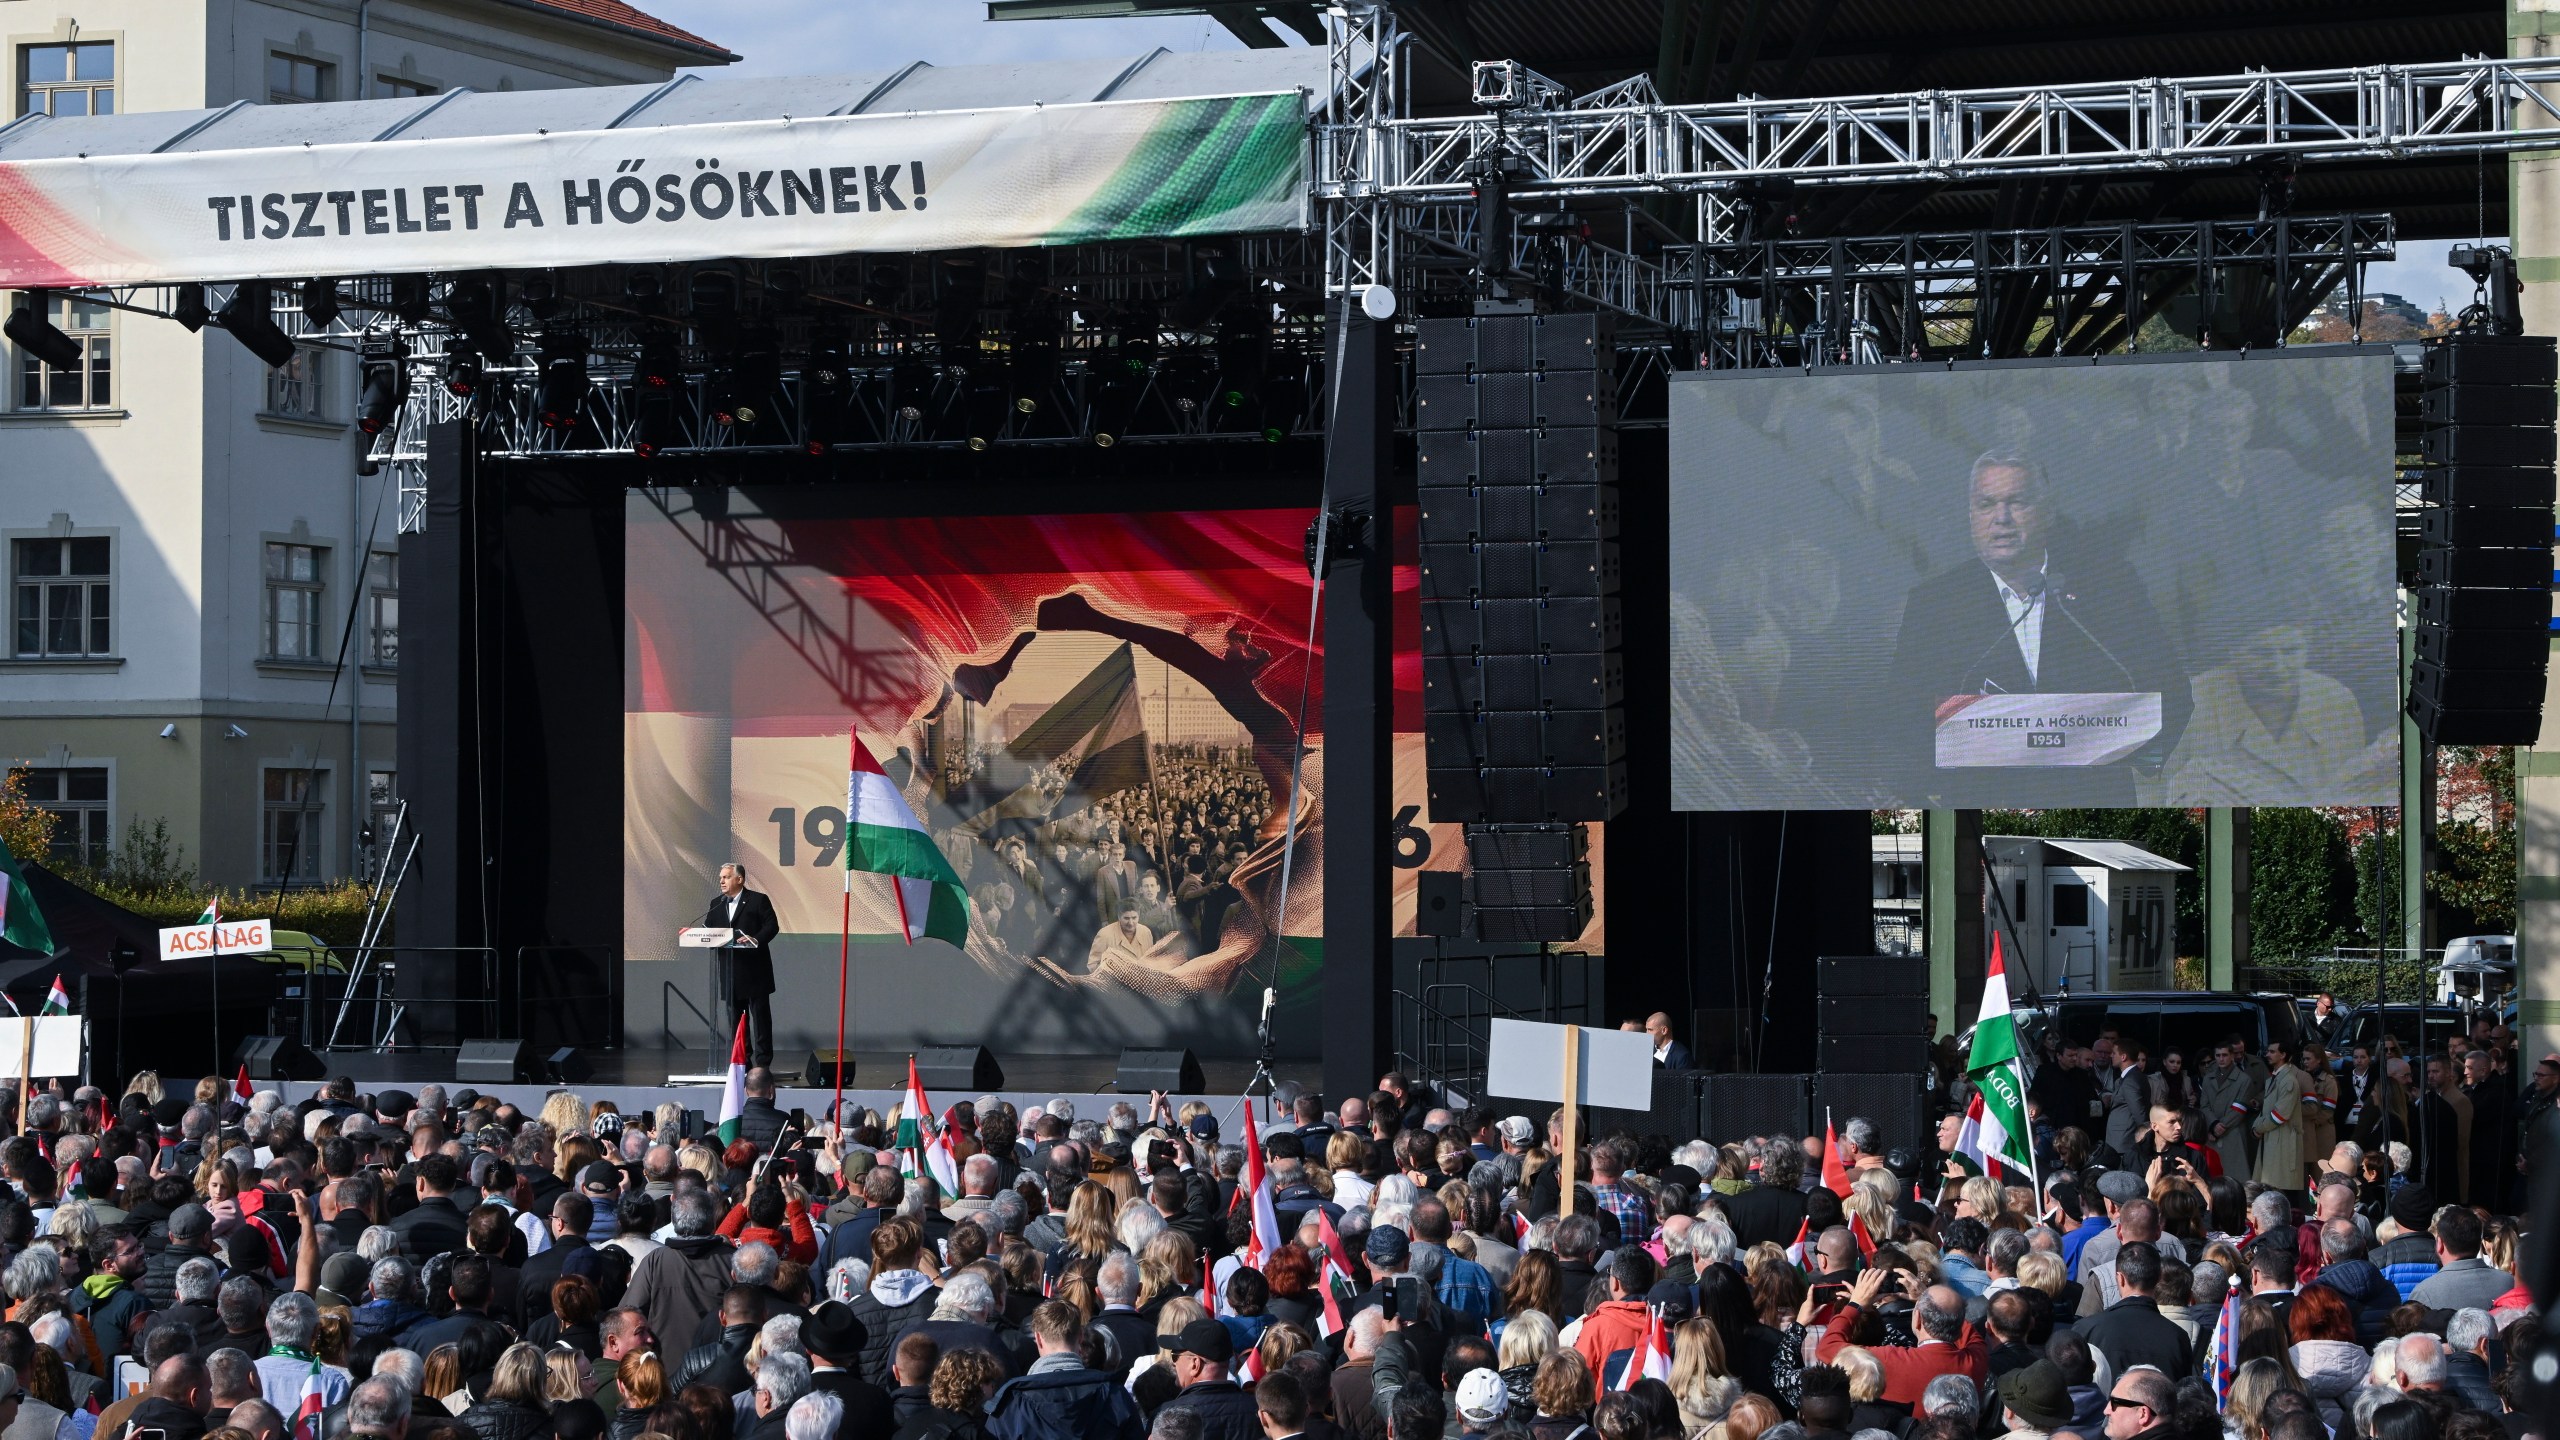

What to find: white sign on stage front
left=0, top=1017, right=82, bottom=1078
left=678, top=927, right=739, bottom=949
left=1484, top=1018, right=1656, bottom=1112
left=1933, top=692, right=2162, bottom=768
left=157, top=918, right=272, bottom=961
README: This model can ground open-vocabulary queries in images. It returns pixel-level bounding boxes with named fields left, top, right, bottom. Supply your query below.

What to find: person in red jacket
left=1813, top=1266, right=1987, bottom=1408
left=716, top=1179, right=817, bottom=1265
left=1571, top=1249, right=1660, bottom=1399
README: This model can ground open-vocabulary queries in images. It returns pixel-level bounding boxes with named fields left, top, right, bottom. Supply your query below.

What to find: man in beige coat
left=2252, top=1039, right=2307, bottom=1201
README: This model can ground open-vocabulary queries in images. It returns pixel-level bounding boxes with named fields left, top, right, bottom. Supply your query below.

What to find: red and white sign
left=157, top=918, right=273, bottom=960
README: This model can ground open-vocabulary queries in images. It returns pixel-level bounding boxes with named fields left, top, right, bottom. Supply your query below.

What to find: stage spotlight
left=299, top=278, right=342, bottom=330
left=964, top=364, right=1014, bottom=450
left=634, top=328, right=681, bottom=391
left=4, top=295, right=84, bottom=372
left=1155, top=350, right=1214, bottom=419
left=357, top=332, right=410, bottom=435
left=891, top=359, right=938, bottom=426
left=440, top=346, right=484, bottom=399
left=520, top=276, right=564, bottom=322
left=624, top=270, right=664, bottom=310
left=688, top=269, right=739, bottom=331
left=388, top=274, right=433, bottom=324
left=632, top=388, right=676, bottom=458
left=534, top=329, right=588, bottom=431
left=172, top=284, right=211, bottom=333
left=216, top=282, right=299, bottom=369
left=709, top=329, right=778, bottom=428
left=1089, top=357, right=1147, bottom=448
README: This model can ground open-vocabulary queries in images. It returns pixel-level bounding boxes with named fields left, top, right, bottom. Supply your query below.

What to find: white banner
left=1934, top=692, right=2162, bottom=768
left=157, top=918, right=273, bottom=961
left=0, top=92, right=1308, bottom=288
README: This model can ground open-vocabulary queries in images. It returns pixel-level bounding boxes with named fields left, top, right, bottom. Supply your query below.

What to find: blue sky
left=653, top=2, right=2484, bottom=316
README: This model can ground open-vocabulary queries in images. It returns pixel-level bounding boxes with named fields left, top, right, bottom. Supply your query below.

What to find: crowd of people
left=0, top=1049, right=2535, bottom=1440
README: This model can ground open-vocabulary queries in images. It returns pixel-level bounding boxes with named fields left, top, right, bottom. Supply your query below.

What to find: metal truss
left=1316, top=56, right=2560, bottom=217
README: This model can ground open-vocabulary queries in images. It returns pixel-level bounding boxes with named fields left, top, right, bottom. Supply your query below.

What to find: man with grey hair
left=781, top=1392, right=843, bottom=1440
left=345, top=1376, right=411, bottom=1440
left=1092, top=1253, right=1151, bottom=1382
left=624, top=1189, right=735, bottom=1359
left=254, top=1293, right=351, bottom=1415
left=1725, top=1137, right=1809, bottom=1250
left=2441, top=1309, right=2501, bottom=1412
left=1920, top=1374, right=1980, bottom=1426
left=2396, top=1332, right=2448, bottom=1392
left=944, top=1154, right=1000, bottom=1221
left=352, top=1258, right=432, bottom=1350
left=369, top=1349, right=424, bottom=1399
left=897, top=1270, right=1024, bottom=1375
left=753, top=1351, right=813, bottom=1430
left=143, top=1256, right=227, bottom=1354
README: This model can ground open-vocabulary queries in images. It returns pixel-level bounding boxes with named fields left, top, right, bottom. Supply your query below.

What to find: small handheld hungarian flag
left=712, top=1017, right=748, bottom=1145
left=1312, top=1206, right=1354, bottom=1339
left=1232, top=1103, right=1282, bottom=1268
left=293, top=1353, right=325, bottom=1440
left=845, top=734, right=969, bottom=947
left=897, top=1056, right=962, bottom=1194
left=1785, top=1216, right=1813, bottom=1270
left=234, top=1065, right=253, bottom=1102
left=1622, top=1309, right=1673, bottom=1388
left=1820, top=1110, right=1853, bottom=1198
left=1847, top=1209, right=1879, bottom=1261
left=37, top=975, right=67, bottom=1016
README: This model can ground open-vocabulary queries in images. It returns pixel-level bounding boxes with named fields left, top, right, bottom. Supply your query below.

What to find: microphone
left=2042, top=570, right=2141, bottom=689
left=1949, top=568, right=2051, bottom=695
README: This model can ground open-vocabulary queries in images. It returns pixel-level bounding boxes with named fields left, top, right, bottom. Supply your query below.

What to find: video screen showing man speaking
left=1666, top=351, right=2399, bottom=811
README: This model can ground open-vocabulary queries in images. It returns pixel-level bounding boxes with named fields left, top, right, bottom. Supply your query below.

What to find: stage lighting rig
left=534, top=329, right=588, bottom=431
left=709, top=329, right=779, bottom=428
left=299, top=278, right=341, bottom=330
left=4, top=293, right=84, bottom=371
left=2451, top=243, right=2525, bottom=336
left=688, top=269, right=740, bottom=332
left=1172, top=244, right=1245, bottom=331
left=443, top=274, right=514, bottom=360
left=802, top=328, right=853, bottom=454
left=624, top=270, right=665, bottom=314
left=172, top=284, right=211, bottom=333
left=215, top=282, right=299, bottom=369
left=388, top=274, right=433, bottom=324
left=964, top=363, right=1016, bottom=450
left=441, top=347, right=484, bottom=400
left=891, top=359, right=938, bottom=425
left=634, top=328, right=682, bottom=391
left=1090, top=356, right=1149, bottom=448
left=357, top=332, right=410, bottom=435
left=934, top=258, right=987, bottom=368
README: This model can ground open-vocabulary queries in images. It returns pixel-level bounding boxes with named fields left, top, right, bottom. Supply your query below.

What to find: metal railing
left=302, top=945, right=503, bottom=1053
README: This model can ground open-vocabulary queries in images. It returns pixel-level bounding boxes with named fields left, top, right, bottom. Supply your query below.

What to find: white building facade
left=1, top=0, right=728, bottom=888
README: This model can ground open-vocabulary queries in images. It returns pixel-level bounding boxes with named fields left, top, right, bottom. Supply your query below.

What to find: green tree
left=2250, top=808, right=2355, bottom=960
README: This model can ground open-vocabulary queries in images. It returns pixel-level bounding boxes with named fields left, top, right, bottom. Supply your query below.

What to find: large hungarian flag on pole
left=1954, top=933, right=2037, bottom=1188
left=712, top=1017, right=748, bottom=1145
left=0, top=836, right=55, bottom=957
left=846, top=734, right=969, bottom=947
left=1232, top=1104, right=1282, bottom=1267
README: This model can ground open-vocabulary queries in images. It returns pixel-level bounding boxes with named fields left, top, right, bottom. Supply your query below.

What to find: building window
left=374, top=75, right=435, bottom=99
left=262, top=767, right=324, bottom=883
left=9, top=766, right=107, bottom=870
left=262, top=541, right=325, bottom=660
left=266, top=344, right=327, bottom=419
left=13, top=295, right=111, bottom=411
left=18, top=41, right=113, bottom=117
left=266, top=52, right=331, bottom=104
left=12, top=536, right=111, bottom=658
left=365, top=551, right=397, bottom=668
left=365, top=769, right=399, bottom=848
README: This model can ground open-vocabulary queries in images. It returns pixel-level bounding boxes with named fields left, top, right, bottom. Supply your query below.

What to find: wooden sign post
left=1485, top=1018, right=1651, bottom=1222
left=1557, top=1024, right=1580, bottom=1217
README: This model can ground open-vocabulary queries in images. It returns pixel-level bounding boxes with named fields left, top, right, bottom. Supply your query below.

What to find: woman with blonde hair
left=674, top=1143, right=718, bottom=1182
left=540, top=1091, right=592, bottom=1139
left=461, top=1341, right=551, bottom=1440
left=1497, top=1307, right=1558, bottom=1413
left=1255, top=1322, right=1314, bottom=1379
left=609, top=1350, right=672, bottom=1440
left=2014, top=1251, right=2067, bottom=1299
left=122, top=1072, right=162, bottom=1106
left=1327, top=1130, right=1376, bottom=1208
left=555, top=1133, right=602, bottom=1187
left=193, top=1076, right=222, bottom=1106
left=1135, top=1230, right=1198, bottom=1319
left=1670, top=1317, right=1740, bottom=1434
left=1839, top=1187, right=1891, bottom=1250
left=1043, top=1181, right=1119, bottom=1285
left=542, top=1346, right=593, bottom=1405
left=2223, top=1357, right=2293, bottom=1440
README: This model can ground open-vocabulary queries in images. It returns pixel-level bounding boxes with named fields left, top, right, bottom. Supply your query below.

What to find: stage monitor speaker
left=1700, top=1073, right=1811, bottom=1143
left=1115, top=1047, right=1205, bottom=1094
left=803, top=1050, right=857, bottom=1088
left=916, top=1045, right=1004, bottom=1092
left=1820, top=1034, right=1935, bottom=1074
left=234, top=1034, right=324, bottom=1083
left=1816, top=995, right=1932, bottom=1038
left=1813, top=1072, right=1928, bottom=1155
left=455, top=1038, right=530, bottom=1084
left=543, top=1047, right=594, bottom=1085
left=1817, top=956, right=1932, bottom=996
left=1414, top=312, right=1615, bottom=376
left=1417, top=426, right=1615, bottom=488
left=1416, top=871, right=1466, bottom=937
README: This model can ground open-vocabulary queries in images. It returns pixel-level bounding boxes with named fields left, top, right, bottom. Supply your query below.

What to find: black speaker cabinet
left=1416, top=871, right=1466, bottom=938
left=1819, top=1034, right=1935, bottom=1074
left=455, top=1038, right=531, bottom=1084
left=233, top=1035, right=324, bottom=1083
left=1816, top=956, right=1931, bottom=996
left=1414, top=312, right=1615, bottom=376
left=1700, top=1073, right=1812, bottom=1142
left=1464, top=823, right=1588, bottom=869
left=543, top=1047, right=594, bottom=1085
left=1815, top=995, right=1932, bottom=1038
left=802, top=1050, right=857, bottom=1088
left=1813, top=1073, right=1929, bottom=1155
left=916, top=1044, right=1004, bottom=1092
left=1115, top=1047, right=1204, bottom=1094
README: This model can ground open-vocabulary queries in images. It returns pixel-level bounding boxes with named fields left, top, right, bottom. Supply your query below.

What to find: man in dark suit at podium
left=1886, top=452, right=2184, bottom=806
left=699, top=862, right=780, bottom=1068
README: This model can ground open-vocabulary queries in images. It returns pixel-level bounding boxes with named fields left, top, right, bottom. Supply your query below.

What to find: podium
left=1934, top=692, right=2161, bottom=768
left=671, top=927, right=750, bottom=1081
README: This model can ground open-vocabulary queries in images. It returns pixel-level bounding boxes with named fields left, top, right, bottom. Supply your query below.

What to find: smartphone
left=1381, top=1283, right=1399, bottom=1321
left=1810, top=1282, right=1847, bottom=1300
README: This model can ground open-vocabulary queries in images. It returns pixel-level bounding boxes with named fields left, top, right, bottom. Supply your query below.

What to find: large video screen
left=1667, top=351, right=2399, bottom=811
left=624, top=496, right=1604, bottom=1056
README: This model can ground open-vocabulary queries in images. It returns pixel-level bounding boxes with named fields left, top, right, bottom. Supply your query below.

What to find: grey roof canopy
left=0, top=47, right=1333, bottom=162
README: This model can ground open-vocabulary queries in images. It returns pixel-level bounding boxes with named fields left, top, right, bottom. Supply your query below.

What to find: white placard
left=1485, top=1018, right=1656, bottom=1112
left=1934, top=692, right=2161, bottom=768
left=0, top=1017, right=83, bottom=1078
left=156, top=918, right=273, bottom=961
left=678, top=927, right=739, bottom=949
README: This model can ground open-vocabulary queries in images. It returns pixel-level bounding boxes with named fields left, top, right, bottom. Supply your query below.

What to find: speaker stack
left=2410, top=331, right=2557, bottom=745
left=1415, top=313, right=1626, bottom=942
left=1811, top=956, right=1930, bottom=1152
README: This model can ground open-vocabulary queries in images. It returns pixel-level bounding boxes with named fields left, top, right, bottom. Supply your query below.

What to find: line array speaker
left=1699, top=1073, right=1812, bottom=1143
left=1464, top=822, right=1592, bottom=942
left=1815, top=956, right=1931, bottom=996
left=1813, top=1073, right=1928, bottom=1156
left=2410, top=331, right=2556, bottom=746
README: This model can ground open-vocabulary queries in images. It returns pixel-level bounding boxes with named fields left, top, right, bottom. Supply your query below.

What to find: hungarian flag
left=712, top=1017, right=748, bottom=1146
left=897, top=1056, right=962, bottom=1194
left=1785, top=1217, right=1813, bottom=1270
left=197, top=899, right=221, bottom=925
left=846, top=734, right=969, bottom=947
left=233, top=1065, right=253, bottom=1102
left=1953, top=933, right=2037, bottom=1188
left=1622, top=1309, right=1673, bottom=1388
left=38, top=975, right=67, bottom=1016
left=1232, top=1104, right=1282, bottom=1268
left=2200, top=1273, right=2242, bottom=1407
left=1847, top=1210, right=1879, bottom=1261
left=1236, top=1347, right=1265, bottom=1384
left=1312, top=1206, right=1355, bottom=1339
left=0, top=835, right=55, bottom=957
left=293, top=1353, right=325, bottom=1440
left=1820, top=1111, right=1853, bottom=1198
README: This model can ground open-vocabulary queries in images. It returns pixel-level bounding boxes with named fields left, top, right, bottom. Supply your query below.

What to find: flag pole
left=16, top=997, right=34, bottom=1137
left=836, top=731, right=855, bottom=1131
